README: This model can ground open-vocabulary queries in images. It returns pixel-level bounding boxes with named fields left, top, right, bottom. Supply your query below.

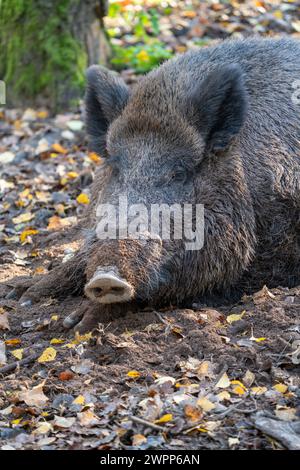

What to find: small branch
left=0, top=352, right=41, bottom=376
left=129, top=415, right=166, bottom=432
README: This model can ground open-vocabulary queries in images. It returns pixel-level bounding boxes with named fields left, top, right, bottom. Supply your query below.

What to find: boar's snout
left=84, top=267, right=134, bottom=304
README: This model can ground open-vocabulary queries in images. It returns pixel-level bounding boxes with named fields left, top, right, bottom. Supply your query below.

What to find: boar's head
left=83, top=62, right=256, bottom=308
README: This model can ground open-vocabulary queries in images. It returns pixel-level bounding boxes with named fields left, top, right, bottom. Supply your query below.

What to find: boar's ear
left=85, top=65, right=130, bottom=154
left=191, top=64, right=247, bottom=153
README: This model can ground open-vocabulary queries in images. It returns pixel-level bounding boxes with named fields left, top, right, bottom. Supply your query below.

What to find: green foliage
left=111, top=40, right=172, bottom=73
left=0, top=0, right=87, bottom=109
left=108, top=1, right=173, bottom=73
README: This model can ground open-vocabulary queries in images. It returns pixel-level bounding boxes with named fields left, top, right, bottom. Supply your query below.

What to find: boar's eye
left=169, top=167, right=189, bottom=184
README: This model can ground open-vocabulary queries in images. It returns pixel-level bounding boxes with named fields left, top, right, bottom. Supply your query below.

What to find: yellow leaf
left=88, top=152, right=102, bottom=164
left=154, top=413, right=173, bottom=424
left=73, top=395, right=85, bottom=405
left=231, top=380, right=246, bottom=389
left=66, top=171, right=79, bottom=179
left=12, top=212, right=34, bottom=225
left=20, top=229, right=38, bottom=244
left=226, top=311, right=245, bottom=324
left=136, top=50, right=150, bottom=62
left=197, top=397, right=216, bottom=412
left=76, top=193, right=90, bottom=205
left=51, top=315, right=59, bottom=321
left=52, top=143, right=68, bottom=154
left=38, top=347, right=57, bottom=363
left=215, top=372, right=230, bottom=389
left=11, top=418, right=22, bottom=425
left=232, top=385, right=246, bottom=395
left=273, top=383, right=288, bottom=394
left=11, top=349, right=23, bottom=360
left=273, top=10, right=283, bottom=20
left=37, top=110, right=49, bottom=119
left=127, top=370, right=141, bottom=379
left=50, top=338, right=64, bottom=345
left=253, top=337, right=267, bottom=343
left=5, top=338, right=21, bottom=346
left=73, top=331, right=93, bottom=344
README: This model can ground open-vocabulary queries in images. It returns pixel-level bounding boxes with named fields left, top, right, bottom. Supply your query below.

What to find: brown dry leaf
left=78, top=409, right=100, bottom=427
left=243, top=370, right=255, bottom=387
left=184, top=405, right=203, bottom=422
left=251, top=386, right=267, bottom=396
left=215, top=372, right=230, bottom=389
left=132, top=434, right=147, bottom=447
left=19, top=383, right=48, bottom=408
left=197, top=397, right=216, bottom=412
left=33, top=422, right=53, bottom=435
left=53, top=416, right=76, bottom=429
left=47, top=215, right=76, bottom=231
left=12, top=212, right=34, bottom=225
left=253, top=285, right=275, bottom=305
left=0, top=308, right=10, bottom=330
left=275, top=407, right=297, bottom=421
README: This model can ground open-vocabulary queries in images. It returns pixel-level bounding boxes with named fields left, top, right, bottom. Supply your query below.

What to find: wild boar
left=20, top=37, right=300, bottom=329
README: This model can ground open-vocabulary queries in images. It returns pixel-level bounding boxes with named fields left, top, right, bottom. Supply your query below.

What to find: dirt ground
left=1, top=0, right=300, bottom=447
left=0, top=168, right=300, bottom=449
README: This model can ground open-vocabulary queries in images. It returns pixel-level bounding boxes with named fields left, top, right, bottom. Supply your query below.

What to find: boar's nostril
left=84, top=269, right=134, bottom=304
left=93, top=287, right=103, bottom=296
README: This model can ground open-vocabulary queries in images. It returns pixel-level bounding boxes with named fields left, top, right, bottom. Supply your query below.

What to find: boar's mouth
left=84, top=267, right=134, bottom=304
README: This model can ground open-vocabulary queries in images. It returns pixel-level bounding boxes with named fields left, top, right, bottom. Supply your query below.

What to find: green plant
left=111, top=40, right=172, bottom=73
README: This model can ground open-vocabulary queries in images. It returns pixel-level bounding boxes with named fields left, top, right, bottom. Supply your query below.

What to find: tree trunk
left=0, top=0, right=111, bottom=111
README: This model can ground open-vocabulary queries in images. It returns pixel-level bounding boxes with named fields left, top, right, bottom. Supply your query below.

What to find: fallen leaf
left=275, top=407, right=297, bottom=421
left=11, top=349, right=23, bottom=360
left=0, top=341, right=7, bottom=365
left=251, top=386, right=267, bottom=396
left=38, top=347, right=57, bottom=363
left=58, top=370, right=74, bottom=381
left=76, top=193, right=90, bottom=205
left=197, top=397, right=216, bottom=412
left=154, top=413, right=173, bottom=424
left=226, top=310, right=245, bottom=324
left=0, top=308, right=10, bottom=330
left=52, top=415, right=76, bottom=429
left=215, top=372, right=230, bottom=389
left=127, top=370, right=141, bottom=379
left=52, top=143, right=67, bottom=154
left=19, top=383, right=48, bottom=407
left=273, top=383, right=288, bottom=394
left=12, top=212, right=34, bottom=225
left=78, top=409, right=100, bottom=427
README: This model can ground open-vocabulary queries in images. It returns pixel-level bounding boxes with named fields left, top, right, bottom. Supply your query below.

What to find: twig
left=154, top=311, right=169, bottom=326
left=129, top=415, right=166, bottom=432
left=0, top=352, right=41, bottom=376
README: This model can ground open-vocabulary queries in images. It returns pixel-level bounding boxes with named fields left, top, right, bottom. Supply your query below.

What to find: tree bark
left=0, top=0, right=111, bottom=111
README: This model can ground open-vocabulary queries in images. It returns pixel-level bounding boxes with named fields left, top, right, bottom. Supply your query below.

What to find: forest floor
left=0, top=0, right=300, bottom=452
